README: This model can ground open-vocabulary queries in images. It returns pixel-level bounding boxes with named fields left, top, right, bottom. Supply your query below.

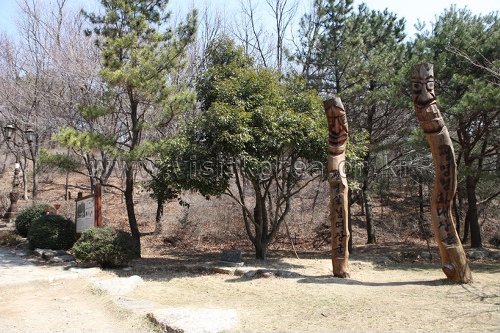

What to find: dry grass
left=121, top=252, right=500, bottom=333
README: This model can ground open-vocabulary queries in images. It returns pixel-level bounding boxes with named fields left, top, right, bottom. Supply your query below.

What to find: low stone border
left=34, top=248, right=75, bottom=263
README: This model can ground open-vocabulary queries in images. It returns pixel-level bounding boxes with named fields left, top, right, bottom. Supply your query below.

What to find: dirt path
left=0, top=248, right=153, bottom=333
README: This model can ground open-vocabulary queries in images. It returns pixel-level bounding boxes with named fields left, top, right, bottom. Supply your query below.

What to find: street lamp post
left=2, top=124, right=36, bottom=222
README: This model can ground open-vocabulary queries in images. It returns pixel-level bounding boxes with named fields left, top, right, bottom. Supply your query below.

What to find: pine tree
left=57, top=0, right=197, bottom=251
left=413, top=6, right=500, bottom=247
left=294, top=0, right=408, bottom=244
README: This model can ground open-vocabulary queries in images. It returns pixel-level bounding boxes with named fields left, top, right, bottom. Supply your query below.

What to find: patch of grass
left=86, top=283, right=158, bottom=332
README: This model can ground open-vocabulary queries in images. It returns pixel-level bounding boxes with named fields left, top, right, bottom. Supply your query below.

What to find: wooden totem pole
left=411, top=63, right=472, bottom=284
left=324, top=97, right=350, bottom=278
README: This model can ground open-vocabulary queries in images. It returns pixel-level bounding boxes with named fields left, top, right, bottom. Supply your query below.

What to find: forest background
left=0, top=0, right=498, bottom=259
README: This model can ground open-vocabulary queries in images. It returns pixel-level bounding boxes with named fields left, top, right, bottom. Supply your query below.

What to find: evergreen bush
left=27, top=214, right=76, bottom=250
left=15, top=204, right=54, bottom=237
left=72, top=226, right=140, bottom=268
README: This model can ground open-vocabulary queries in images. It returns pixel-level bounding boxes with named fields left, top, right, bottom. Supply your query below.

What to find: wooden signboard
left=75, top=183, right=102, bottom=234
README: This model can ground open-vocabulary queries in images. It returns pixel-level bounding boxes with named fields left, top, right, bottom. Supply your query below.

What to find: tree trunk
left=465, top=175, right=482, bottom=248
left=411, top=63, right=472, bottom=283
left=125, top=91, right=142, bottom=254
left=418, top=176, right=424, bottom=220
left=362, top=98, right=377, bottom=244
left=453, top=193, right=460, bottom=237
left=462, top=213, right=470, bottom=244
left=154, top=200, right=163, bottom=234
left=28, top=140, right=39, bottom=199
left=125, top=164, right=141, bottom=256
left=253, top=191, right=269, bottom=259
left=361, top=155, right=376, bottom=244
left=348, top=202, right=353, bottom=254
left=254, top=242, right=268, bottom=260
left=363, top=187, right=376, bottom=244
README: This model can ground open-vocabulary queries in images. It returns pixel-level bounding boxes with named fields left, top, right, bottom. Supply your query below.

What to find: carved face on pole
left=324, top=97, right=348, bottom=156
left=411, top=63, right=436, bottom=107
left=325, top=97, right=348, bottom=135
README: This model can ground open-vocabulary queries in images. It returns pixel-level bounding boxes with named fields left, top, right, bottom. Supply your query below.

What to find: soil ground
left=1, top=240, right=498, bottom=333
left=130, top=242, right=500, bottom=333
left=0, top=247, right=155, bottom=333
left=0, top=278, right=154, bottom=333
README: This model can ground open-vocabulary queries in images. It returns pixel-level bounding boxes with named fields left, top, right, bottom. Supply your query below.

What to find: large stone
left=34, top=248, right=45, bottom=257
left=91, top=275, right=145, bottom=295
left=216, top=260, right=244, bottom=267
left=220, top=250, right=242, bottom=263
left=114, top=296, right=156, bottom=313
left=69, top=267, right=101, bottom=278
left=42, top=250, right=58, bottom=260
left=148, top=308, right=238, bottom=333
left=217, top=250, right=244, bottom=267
left=234, top=267, right=256, bottom=278
left=467, top=250, right=489, bottom=260
left=210, top=266, right=234, bottom=275
left=34, top=249, right=70, bottom=261
left=49, top=254, right=75, bottom=263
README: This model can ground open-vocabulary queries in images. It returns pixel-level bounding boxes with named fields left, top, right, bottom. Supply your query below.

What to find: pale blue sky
left=358, top=0, right=499, bottom=37
left=0, top=0, right=498, bottom=38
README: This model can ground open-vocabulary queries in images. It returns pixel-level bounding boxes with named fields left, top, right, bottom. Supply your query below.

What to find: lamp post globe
left=25, top=127, right=36, bottom=144
left=4, top=124, right=15, bottom=140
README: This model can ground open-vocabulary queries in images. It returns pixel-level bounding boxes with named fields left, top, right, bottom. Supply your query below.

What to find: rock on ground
left=148, top=308, right=238, bottom=333
left=114, top=296, right=156, bottom=313
left=91, top=275, right=145, bottom=295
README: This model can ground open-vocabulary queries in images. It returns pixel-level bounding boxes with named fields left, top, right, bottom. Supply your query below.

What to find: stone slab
left=210, top=266, right=234, bottom=275
left=148, top=308, right=238, bottom=333
left=216, top=260, right=244, bottom=267
left=114, top=296, right=156, bottom=313
left=220, top=250, right=242, bottom=263
left=91, top=275, right=145, bottom=295
left=69, top=267, right=101, bottom=278
left=234, top=267, right=256, bottom=277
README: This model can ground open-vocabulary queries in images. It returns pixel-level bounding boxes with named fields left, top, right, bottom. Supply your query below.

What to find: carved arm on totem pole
left=324, top=97, right=350, bottom=278
left=411, top=63, right=472, bottom=284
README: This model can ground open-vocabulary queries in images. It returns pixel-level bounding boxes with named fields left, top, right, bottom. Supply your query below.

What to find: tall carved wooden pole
left=324, top=97, right=350, bottom=278
left=411, top=63, right=472, bottom=284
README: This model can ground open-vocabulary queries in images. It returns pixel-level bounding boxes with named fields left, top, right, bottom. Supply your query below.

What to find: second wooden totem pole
left=324, top=97, right=350, bottom=278
left=411, top=63, right=472, bottom=284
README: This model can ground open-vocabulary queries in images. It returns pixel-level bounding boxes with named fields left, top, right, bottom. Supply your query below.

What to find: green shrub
left=27, top=214, right=76, bottom=250
left=72, top=226, right=140, bottom=268
left=15, top=204, right=54, bottom=237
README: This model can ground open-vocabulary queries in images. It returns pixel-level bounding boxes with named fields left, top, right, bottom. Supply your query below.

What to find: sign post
left=75, top=183, right=102, bottom=235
